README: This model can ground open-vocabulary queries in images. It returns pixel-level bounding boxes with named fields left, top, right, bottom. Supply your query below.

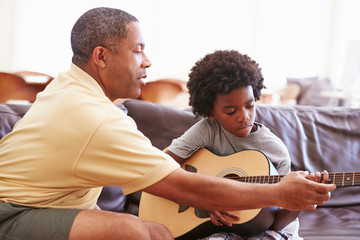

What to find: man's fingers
left=305, top=183, right=334, bottom=207
left=322, top=170, right=329, bottom=183
left=307, top=205, right=317, bottom=211
left=298, top=171, right=309, bottom=178
left=313, top=181, right=336, bottom=194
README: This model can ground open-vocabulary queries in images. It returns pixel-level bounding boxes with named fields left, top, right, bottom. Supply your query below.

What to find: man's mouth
left=138, top=76, right=147, bottom=87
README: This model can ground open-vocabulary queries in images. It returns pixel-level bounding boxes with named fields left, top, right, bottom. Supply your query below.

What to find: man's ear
left=91, top=46, right=107, bottom=69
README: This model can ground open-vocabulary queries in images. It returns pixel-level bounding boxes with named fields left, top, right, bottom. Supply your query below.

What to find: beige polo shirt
left=0, top=64, right=179, bottom=209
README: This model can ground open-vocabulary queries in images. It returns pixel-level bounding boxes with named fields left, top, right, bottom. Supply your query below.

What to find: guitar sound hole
left=224, top=173, right=239, bottom=181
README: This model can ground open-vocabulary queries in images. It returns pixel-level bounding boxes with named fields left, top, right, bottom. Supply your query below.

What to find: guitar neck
left=237, top=172, right=360, bottom=188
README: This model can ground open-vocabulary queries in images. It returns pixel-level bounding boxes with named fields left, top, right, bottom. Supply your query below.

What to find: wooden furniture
left=0, top=71, right=53, bottom=103
left=14, top=71, right=53, bottom=84
left=138, top=79, right=189, bottom=108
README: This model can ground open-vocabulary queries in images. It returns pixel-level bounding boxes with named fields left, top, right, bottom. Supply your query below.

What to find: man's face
left=102, top=22, right=151, bottom=101
left=209, top=86, right=257, bottom=138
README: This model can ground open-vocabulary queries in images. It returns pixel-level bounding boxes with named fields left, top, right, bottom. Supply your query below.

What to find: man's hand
left=277, top=171, right=336, bottom=211
left=271, top=170, right=331, bottom=231
left=307, top=170, right=329, bottom=183
left=209, top=210, right=239, bottom=227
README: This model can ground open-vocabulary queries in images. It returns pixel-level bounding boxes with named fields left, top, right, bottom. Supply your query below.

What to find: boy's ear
left=208, top=112, right=216, bottom=122
left=91, top=46, right=107, bottom=69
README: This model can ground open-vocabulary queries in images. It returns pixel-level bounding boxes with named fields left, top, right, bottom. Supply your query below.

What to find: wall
left=1, top=0, right=360, bottom=91
left=0, top=0, right=15, bottom=71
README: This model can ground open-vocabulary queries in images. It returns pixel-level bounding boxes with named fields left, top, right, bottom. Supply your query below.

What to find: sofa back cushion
left=123, top=99, right=201, bottom=150
left=256, top=104, right=360, bottom=207
left=0, top=104, right=31, bottom=140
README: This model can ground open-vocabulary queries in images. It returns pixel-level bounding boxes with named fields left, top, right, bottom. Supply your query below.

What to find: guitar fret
left=238, top=172, right=360, bottom=187
left=353, top=172, right=355, bottom=186
left=330, top=172, right=360, bottom=187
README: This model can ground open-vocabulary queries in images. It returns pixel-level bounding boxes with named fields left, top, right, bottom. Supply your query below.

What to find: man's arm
left=143, top=168, right=335, bottom=212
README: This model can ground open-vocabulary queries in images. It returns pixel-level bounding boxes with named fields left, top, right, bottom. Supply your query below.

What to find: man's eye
left=247, top=104, right=255, bottom=109
left=134, top=46, right=143, bottom=53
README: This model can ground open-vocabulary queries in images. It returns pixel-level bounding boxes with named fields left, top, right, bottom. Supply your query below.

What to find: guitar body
left=139, top=148, right=279, bottom=239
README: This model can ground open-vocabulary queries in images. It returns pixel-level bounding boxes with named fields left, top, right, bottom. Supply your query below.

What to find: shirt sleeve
left=74, top=113, right=180, bottom=195
left=168, top=118, right=212, bottom=159
left=258, top=125, right=291, bottom=175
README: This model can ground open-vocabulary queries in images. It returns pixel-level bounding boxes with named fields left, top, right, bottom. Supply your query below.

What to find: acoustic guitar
left=139, top=148, right=360, bottom=240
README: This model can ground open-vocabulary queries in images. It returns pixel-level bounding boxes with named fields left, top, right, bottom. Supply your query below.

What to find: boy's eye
left=225, top=109, right=236, bottom=115
left=247, top=104, right=255, bottom=109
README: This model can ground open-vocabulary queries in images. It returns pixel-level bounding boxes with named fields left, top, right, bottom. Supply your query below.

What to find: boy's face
left=209, top=86, right=257, bottom=138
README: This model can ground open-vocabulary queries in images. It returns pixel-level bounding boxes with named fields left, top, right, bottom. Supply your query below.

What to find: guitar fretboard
left=233, top=172, right=360, bottom=188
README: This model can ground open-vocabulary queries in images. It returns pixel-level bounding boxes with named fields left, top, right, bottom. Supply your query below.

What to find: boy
left=167, top=50, right=303, bottom=240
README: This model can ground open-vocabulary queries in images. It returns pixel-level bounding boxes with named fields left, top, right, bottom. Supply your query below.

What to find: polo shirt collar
left=68, top=63, right=106, bottom=97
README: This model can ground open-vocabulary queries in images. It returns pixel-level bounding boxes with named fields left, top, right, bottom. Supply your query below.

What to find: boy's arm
left=166, top=150, right=187, bottom=165
left=271, top=209, right=301, bottom=231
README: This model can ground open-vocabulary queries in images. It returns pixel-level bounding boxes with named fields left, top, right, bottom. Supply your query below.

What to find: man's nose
left=143, top=53, right=151, bottom=68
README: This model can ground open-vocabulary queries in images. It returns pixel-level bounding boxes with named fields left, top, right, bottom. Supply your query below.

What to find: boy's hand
left=209, top=210, right=239, bottom=227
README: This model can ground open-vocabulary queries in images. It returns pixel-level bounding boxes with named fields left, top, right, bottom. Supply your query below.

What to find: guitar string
left=225, top=173, right=360, bottom=186
left=222, top=124, right=283, bottom=184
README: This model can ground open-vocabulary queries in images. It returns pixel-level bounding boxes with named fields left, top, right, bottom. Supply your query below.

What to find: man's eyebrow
left=132, top=42, right=145, bottom=51
left=137, top=42, right=145, bottom=47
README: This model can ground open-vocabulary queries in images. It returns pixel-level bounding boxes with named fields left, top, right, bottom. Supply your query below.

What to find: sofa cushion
left=97, top=185, right=126, bottom=212
left=299, top=205, right=360, bottom=239
left=123, top=99, right=201, bottom=150
left=256, top=104, right=360, bottom=207
left=0, top=103, right=31, bottom=139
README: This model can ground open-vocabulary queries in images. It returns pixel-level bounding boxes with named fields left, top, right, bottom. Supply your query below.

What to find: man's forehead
left=125, top=22, right=145, bottom=45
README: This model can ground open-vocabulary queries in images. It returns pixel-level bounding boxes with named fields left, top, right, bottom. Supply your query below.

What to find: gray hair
left=71, top=7, right=138, bottom=66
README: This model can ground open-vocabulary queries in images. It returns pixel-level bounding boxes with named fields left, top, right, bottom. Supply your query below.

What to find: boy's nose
left=236, top=112, right=248, bottom=122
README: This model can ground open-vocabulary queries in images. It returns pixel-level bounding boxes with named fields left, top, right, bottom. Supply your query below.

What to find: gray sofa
left=0, top=100, right=359, bottom=239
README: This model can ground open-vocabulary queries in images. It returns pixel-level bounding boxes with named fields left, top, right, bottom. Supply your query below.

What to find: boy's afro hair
left=187, top=50, right=265, bottom=117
